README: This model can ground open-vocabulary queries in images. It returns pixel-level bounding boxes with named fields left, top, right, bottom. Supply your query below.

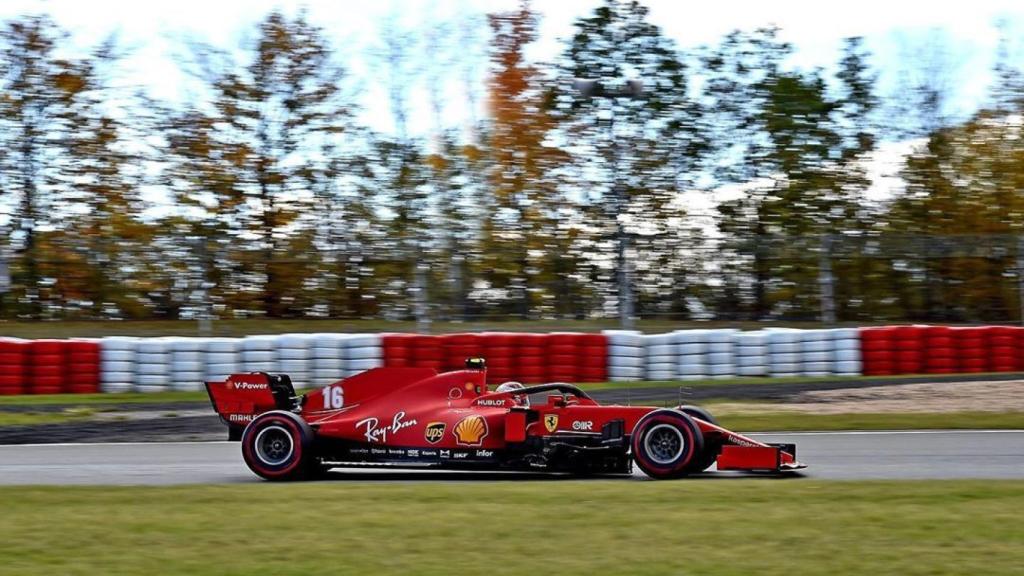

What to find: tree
left=0, top=15, right=94, bottom=318
left=554, top=0, right=707, bottom=322
left=186, top=11, right=352, bottom=317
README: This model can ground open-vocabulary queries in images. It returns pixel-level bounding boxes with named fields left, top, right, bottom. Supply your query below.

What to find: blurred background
left=0, top=0, right=1023, bottom=329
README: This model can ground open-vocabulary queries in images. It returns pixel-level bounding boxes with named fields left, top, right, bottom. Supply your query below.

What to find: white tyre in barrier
left=603, top=330, right=644, bottom=347
left=348, top=357, right=383, bottom=371
left=274, top=334, right=314, bottom=348
left=835, top=348, right=862, bottom=362
left=834, top=360, right=863, bottom=373
left=137, top=374, right=170, bottom=387
left=769, top=363, right=800, bottom=375
left=834, top=339, right=861, bottom=351
left=205, top=352, right=239, bottom=365
left=802, top=351, right=832, bottom=363
left=242, top=350, right=275, bottom=363
left=678, top=374, right=707, bottom=381
left=676, top=342, right=706, bottom=355
left=676, top=364, right=709, bottom=377
left=736, top=354, right=767, bottom=367
left=707, top=363, right=736, bottom=376
left=608, top=344, right=644, bottom=357
left=101, top=337, right=138, bottom=351
left=800, top=339, right=832, bottom=353
left=347, top=346, right=383, bottom=360
left=135, top=352, right=169, bottom=365
left=735, top=345, right=768, bottom=357
left=645, top=370, right=677, bottom=381
left=767, top=331, right=800, bottom=345
left=609, top=375, right=641, bottom=382
left=242, top=336, right=277, bottom=351
left=829, top=328, right=859, bottom=341
left=646, top=344, right=676, bottom=357
left=800, top=330, right=831, bottom=342
left=312, top=347, right=345, bottom=360
left=707, top=352, right=734, bottom=365
left=674, top=330, right=709, bottom=344
left=768, top=342, right=800, bottom=354
left=171, top=360, right=204, bottom=373
left=280, top=359, right=310, bottom=373
left=137, top=364, right=170, bottom=376
left=608, top=355, right=644, bottom=369
left=173, top=351, right=203, bottom=363
left=205, top=365, right=240, bottom=381
left=707, top=341, right=734, bottom=354
left=735, top=332, right=768, bottom=346
left=343, top=334, right=382, bottom=348
left=607, top=367, right=644, bottom=380
left=278, top=348, right=310, bottom=360
left=101, top=360, right=134, bottom=373
left=737, top=364, right=767, bottom=376
left=645, top=361, right=677, bottom=373
left=101, top=350, right=134, bottom=363
left=170, top=338, right=204, bottom=352
left=314, top=357, right=345, bottom=369
left=644, top=333, right=677, bottom=346
left=205, top=338, right=241, bottom=353
left=705, top=329, right=737, bottom=343
left=137, top=340, right=171, bottom=354
left=244, top=362, right=275, bottom=373
left=101, top=381, right=134, bottom=393
left=801, top=361, right=831, bottom=374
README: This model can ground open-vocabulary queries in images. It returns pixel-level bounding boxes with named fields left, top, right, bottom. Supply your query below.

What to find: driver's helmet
left=494, top=381, right=529, bottom=407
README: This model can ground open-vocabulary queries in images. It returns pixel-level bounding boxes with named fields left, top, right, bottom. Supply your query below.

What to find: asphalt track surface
left=1, top=430, right=1021, bottom=485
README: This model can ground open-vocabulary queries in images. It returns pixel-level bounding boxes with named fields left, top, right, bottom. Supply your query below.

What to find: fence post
left=819, top=235, right=836, bottom=325
left=1017, top=235, right=1024, bottom=326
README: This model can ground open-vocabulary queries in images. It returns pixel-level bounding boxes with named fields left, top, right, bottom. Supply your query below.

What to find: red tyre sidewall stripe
left=632, top=413, right=696, bottom=475
left=242, top=415, right=304, bottom=478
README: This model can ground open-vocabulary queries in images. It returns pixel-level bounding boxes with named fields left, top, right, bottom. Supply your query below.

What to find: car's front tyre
left=631, top=410, right=704, bottom=479
left=241, top=411, right=316, bottom=481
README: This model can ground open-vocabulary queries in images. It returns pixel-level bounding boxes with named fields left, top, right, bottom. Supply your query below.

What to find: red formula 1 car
left=207, top=360, right=805, bottom=481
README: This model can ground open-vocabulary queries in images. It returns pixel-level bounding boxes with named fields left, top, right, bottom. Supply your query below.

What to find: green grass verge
left=0, top=408, right=96, bottom=426
left=709, top=409, right=1024, bottom=431
left=1, top=480, right=1021, bottom=575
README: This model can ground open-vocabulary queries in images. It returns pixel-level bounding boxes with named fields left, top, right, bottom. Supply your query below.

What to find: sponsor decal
left=453, top=451, right=470, bottom=459
left=424, top=422, right=446, bottom=444
left=228, top=413, right=255, bottom=423
left=407, top=449, right=420, bottom=458
left=371, top=447, right=387, bottom=455
left=356, top=411, right=418, bottom=443
left=388, top=448, right=405, bottom=456
left=477, top=399, right=506, bottom=407
left=440, top=449, right=451, bottom=459
left=421, top=449, right=438, bottom=457
left=572, top=420, right=594, bottom=431
left=544, top=414, right=559, bottom=433
left=453, top=415, right=489, bottom=446
left=475, top=450, right=494, bottom=458
left=230, top=381, right=268, bottom=391
left=349, top=447, right=369, bottom=455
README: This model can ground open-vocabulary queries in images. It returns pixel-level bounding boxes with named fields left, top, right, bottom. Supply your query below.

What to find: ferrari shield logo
left=544, top=414, right=559, bottom=433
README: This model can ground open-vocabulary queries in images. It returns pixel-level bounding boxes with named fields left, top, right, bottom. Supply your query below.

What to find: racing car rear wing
left=206, top=373, right=297, bottom=439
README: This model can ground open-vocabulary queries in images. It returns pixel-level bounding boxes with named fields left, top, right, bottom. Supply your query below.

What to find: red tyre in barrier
left=0, top=339, right=28, bottom=395
left=29, top=340, right=69, bottom=394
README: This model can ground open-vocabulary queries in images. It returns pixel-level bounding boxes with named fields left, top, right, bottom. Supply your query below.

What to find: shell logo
left=453, top=415, right=488, bottom=446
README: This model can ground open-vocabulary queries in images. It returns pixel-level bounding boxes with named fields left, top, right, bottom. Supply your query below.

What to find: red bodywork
left=207, top=366, right=805, bottom=478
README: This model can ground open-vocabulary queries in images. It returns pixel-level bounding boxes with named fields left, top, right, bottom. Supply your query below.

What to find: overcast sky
left=2, top=0, right=1022, bottom=137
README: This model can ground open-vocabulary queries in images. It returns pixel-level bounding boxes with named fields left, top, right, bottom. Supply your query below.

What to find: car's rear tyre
left=241, top=411, right=316, bottom=481
left=631, top=410, right=703, bottom=479
left=676, top=405, right=720, bottom=473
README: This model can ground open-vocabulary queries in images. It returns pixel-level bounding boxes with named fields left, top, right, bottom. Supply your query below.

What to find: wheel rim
left=644, top=423, right=685, bottom=465
left=255, top=425, right=294, bottom=466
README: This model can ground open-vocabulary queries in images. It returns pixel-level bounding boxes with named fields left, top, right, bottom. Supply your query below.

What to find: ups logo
left=424, top=422, right=446, bottom=444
